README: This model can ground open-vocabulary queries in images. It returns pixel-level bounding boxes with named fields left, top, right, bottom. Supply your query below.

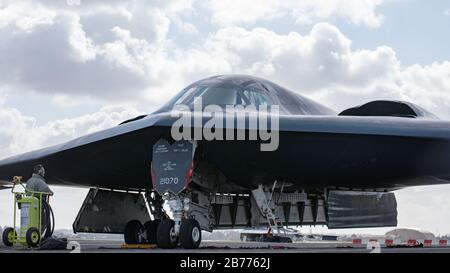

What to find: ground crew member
left=26, top=164, right=53, bottom=196
left=25, top=164, right=53, bottom=235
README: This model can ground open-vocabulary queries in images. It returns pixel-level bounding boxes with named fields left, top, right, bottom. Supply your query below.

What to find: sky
left=1, top=0, right=450, bottom=235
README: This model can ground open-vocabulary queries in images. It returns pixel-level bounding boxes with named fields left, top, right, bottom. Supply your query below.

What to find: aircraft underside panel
left=71, top=188, right=397, bottom=234
left=210, top=193, right=327, bottom=228
left=73, top=188, right=151, bottom=234
left=208, top=190, right=397, bottom=229
left=326, top=190, right=398, bottom=229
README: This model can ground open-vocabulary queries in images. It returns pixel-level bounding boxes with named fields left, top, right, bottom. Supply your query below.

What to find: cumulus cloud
left=205, top=0, right=386, bottom=28
left=3, top=0, right=449, bottom=119
left=0, top=0, right=389, bottom=106
left=0, top=101, right=142, bottom=159
left=199, top=23, right=450, bottom=118
left=0, top=0, right=202, bottom=104
left=201, top=5, right=450, bottom=120
left=0, top=2, right=162, bottom=101
left=205, top=24, right=398, bottom=90
left=0, top=89, right=143, bottom=228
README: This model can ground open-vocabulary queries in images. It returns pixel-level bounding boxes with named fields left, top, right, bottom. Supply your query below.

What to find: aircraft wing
left=1, top=111, right=450, bottom=190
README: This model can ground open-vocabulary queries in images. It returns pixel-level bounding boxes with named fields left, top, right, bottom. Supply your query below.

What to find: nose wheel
left=156, top=219, right=179, bottom=249
left=124, top=220, right=145, bottom=244
left=156, top=218, right=202, bottom=249
left=144, top=219, right=160, bottom=244
left=180, top=219, right=202, bottom=249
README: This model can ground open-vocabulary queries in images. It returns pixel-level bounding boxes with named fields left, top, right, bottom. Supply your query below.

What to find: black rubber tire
left=156, top=219, right=178, bottom=249
left=124, top=220, right=145, bottom=244
left=144, top=219, right=160, bottom=244
left=26, top=227, right=41, bottom=248
left=179, top=219, right=202, bottom=249
left=2, top=227, right=16, bottom=247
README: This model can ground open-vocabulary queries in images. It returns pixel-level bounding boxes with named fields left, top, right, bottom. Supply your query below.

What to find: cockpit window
left=199, top=86, right=244, bottom=106
left=172, top=84, right=244, bottom=106
left=242, top=89, right=272, bottom=106
left=168, top=81, right=273, bottom=108
left=171, top=86, right=204, bottom=105
left=154, top=75, right=335, bottom=115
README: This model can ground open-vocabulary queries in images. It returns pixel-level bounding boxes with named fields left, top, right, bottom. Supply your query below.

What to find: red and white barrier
left=352, top=238, right=449, bottom=247
left=385, top=239, right=394, bottom=247
left=424, top=239, right=433, bottom=247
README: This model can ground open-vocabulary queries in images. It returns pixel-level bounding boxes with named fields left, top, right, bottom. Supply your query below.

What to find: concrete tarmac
left=2, top=239, right=450, bottom=253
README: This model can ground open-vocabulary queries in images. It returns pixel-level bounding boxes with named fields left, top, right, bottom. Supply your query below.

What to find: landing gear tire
left=26, top=227, right=40, bottom=248
left=144, top=219, right=160, bottom=244
left=156, top=219, right=178, bottom=249
left=180, top=219, right=202, bottom=249
left=2, top=227, right=16, bottom=247
left=124, top=220, right=145, bottom=244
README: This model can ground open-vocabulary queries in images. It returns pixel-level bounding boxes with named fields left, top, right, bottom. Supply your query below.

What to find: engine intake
left=339, top=100, right=438, bottom=119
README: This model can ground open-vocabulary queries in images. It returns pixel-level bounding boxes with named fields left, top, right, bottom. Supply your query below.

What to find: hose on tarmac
left=41, top=198, right=55, bottom=239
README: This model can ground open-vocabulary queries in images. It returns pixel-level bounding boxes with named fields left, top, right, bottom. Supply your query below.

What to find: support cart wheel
left=156, top=219, right=178, bottom=249
left=2, top=227, right=16, bottom=247
left=180, top=219, right=202, bottom=249
left=26, top=227, right=41, bottom=247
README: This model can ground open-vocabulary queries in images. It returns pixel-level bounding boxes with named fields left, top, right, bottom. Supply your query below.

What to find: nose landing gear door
left=151, top=139, right=196, bottom=195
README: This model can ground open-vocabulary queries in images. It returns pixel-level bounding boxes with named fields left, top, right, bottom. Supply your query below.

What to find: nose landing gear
left=155, top=218, right=202, bottom=249
left=179, top=218, right=202, bottom=249
left=124, top=220, right=145, bottom=244
left=123, top=191, right=203, bottom=249
left=124, top=217, right=202, bottom=249
left=156, top=219, right=179, bottom=249
left=144, top=219, right=160, bottom=244
left=155, top=193, right=202, bottom=249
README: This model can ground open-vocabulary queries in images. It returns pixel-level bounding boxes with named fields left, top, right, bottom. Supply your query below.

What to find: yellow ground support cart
left=2, top=176, right=53, bottom=248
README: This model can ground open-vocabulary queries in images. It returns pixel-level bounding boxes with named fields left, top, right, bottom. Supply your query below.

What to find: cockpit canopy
left=155, top=75, right=335, bottom=115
